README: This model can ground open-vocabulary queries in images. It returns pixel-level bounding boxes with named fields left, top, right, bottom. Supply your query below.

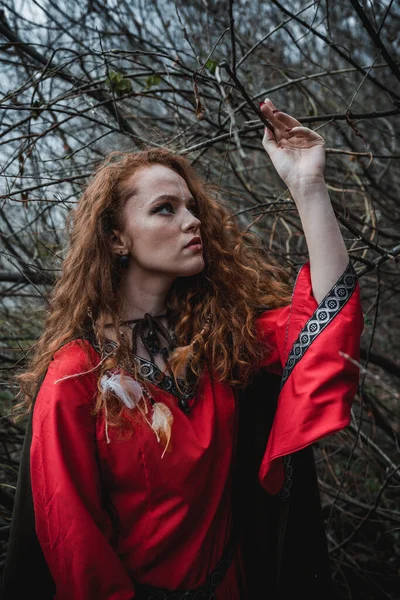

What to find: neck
left=116, top=264, right=174, bottom=322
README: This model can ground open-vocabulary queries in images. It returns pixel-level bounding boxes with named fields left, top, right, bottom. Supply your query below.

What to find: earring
left=118, top=252, right=129, bottom=270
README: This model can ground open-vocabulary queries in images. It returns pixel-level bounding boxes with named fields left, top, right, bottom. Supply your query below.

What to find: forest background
left=0, top=1, right=399, bottom=598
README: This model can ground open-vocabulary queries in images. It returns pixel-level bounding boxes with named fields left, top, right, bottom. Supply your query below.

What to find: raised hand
left=260, top=98, right=326, bottom=192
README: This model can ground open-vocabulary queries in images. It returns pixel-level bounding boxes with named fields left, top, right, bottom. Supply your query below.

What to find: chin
left=178, top=257, right=205, bottom=277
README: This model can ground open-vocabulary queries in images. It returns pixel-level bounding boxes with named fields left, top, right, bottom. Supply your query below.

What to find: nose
left=182, top=208, right=201, bottom=232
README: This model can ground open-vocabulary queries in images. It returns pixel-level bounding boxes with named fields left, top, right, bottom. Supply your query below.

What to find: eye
left=153, top=202, right=174, bottom=215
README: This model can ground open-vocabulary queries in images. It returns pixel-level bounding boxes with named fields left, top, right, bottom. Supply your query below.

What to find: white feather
left=100, top=372, right=144, bottom=409
left=100, top=372, right=174, bottom=457
left=151, top=402, right=174, bottom=458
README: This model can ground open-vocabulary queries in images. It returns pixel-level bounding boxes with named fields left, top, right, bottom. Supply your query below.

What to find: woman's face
left=112, top=164, right=205, bottom=280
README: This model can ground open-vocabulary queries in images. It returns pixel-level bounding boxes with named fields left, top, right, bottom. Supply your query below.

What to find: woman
left=3, top=99, right=364, bottom=599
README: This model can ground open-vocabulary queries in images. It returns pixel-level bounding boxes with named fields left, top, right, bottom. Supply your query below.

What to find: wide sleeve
left=255, top=257, right=364, bottom=495
left=30, top=340, right=136, bottom=600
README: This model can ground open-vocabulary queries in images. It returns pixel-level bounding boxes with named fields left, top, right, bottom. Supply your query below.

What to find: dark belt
left=135, top=536, right=237, bottom=600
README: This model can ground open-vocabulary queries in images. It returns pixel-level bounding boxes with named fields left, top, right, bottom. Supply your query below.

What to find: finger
left=263, top=108, right=302, bottom=131
left=262, top=126, right=277, bottom=154
left=260, top=98, right=302, bottom=130
left=285, top=126, right=325, bottom=143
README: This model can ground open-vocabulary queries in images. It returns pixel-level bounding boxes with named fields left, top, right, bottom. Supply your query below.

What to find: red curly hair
left=15, top=149, right=293, bottom=436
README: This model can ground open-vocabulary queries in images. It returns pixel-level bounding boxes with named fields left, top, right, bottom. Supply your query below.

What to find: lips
left=184, top=236, right=202, bottom=248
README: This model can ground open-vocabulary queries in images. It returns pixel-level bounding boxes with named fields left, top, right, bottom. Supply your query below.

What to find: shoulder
left=34, top=339, right=100, bottom=416
left=51, top=338, right=100, bottom=378
left=32, top=340, right=101, bottom=445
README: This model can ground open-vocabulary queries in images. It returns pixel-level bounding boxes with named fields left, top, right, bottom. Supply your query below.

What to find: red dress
left=30, top=260, right=364, bottom=599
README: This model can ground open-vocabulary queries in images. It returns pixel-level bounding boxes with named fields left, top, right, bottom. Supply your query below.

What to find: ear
left=110, top=229, right=128, bottom=254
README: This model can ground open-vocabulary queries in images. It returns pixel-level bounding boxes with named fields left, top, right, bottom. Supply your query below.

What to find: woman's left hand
left=260, top=98, right=326, bottom=192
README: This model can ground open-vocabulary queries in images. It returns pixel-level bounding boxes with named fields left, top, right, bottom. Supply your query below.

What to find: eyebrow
left=149, top=193, right=196, bottom=206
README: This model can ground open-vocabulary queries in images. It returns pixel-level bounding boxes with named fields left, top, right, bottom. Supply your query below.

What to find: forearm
left=289, top=178, right=349, bottom=304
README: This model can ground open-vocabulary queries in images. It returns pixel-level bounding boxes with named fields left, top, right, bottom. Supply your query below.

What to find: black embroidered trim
left=132, top=354, right=197, bottom=400
left=278, top=455, right=293, bottom=502
left=278, top=258, right=358, bottom=502
left=87, top=335, right=197, bottom=402
left=281, top=258, right=358, bottom=388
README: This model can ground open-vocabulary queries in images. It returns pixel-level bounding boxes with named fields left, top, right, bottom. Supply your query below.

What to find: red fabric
left=255, top=261, right=364, bottom=493
left=30, top=260, right=363, bottom=599
left=31, top=341, right=244, bottom=599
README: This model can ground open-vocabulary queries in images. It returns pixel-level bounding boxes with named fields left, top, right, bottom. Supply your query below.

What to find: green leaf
left=205, top=59, right=218, bottom=74
left=144, top=74, right=162, bottom=90
left=106, top=70, right=132, bottom=97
